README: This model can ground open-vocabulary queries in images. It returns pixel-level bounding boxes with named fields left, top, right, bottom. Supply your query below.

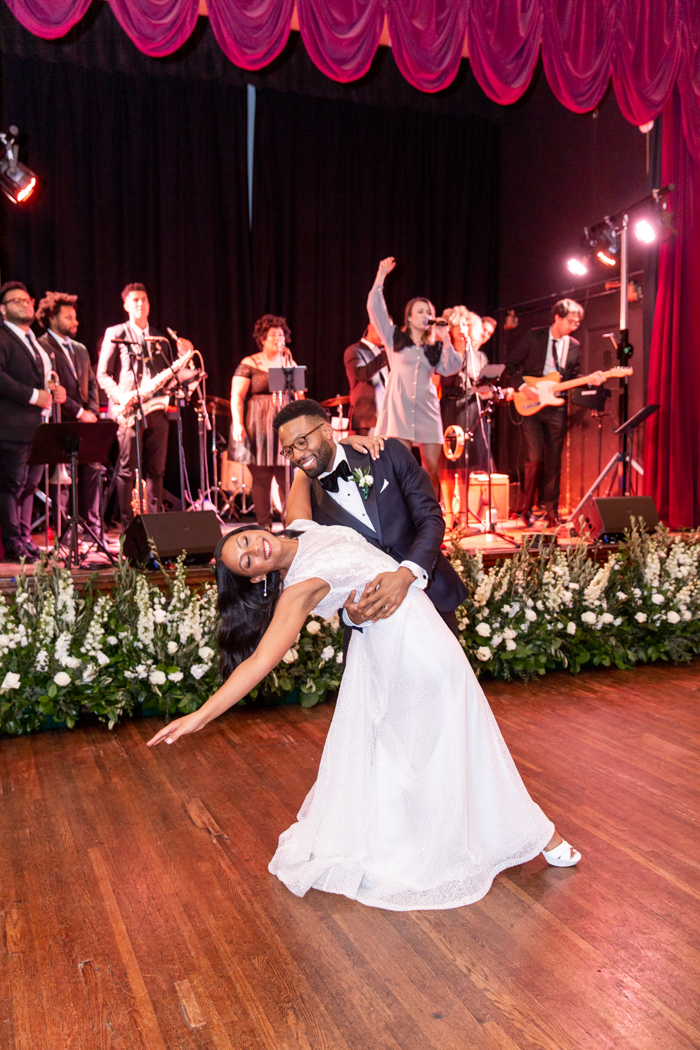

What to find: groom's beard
left=295, top=439, right=335, bottom=478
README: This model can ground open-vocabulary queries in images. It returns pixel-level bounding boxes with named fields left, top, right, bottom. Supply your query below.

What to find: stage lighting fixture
left=596, top=249, right=617, bottom=266
left=0, top=126, right=37, bottom=205
left=567, top=257, right=588, bottom=276
left=634, top=218, right=657, bottom=244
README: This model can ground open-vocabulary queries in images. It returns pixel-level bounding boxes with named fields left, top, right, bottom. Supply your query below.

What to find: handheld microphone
left=426, top=318, right=449, bottom=327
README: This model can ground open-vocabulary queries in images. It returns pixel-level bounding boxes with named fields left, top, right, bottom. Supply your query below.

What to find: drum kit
left=320, top=394, right=350, bottom=440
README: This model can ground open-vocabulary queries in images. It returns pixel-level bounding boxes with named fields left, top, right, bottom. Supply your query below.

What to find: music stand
left=28, top=421, right=119, bottom=567
left=268, top=366, right=307, bottom=517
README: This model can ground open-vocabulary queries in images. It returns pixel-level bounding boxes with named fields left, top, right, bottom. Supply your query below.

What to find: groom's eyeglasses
left=280, top=421, right=325, bottom=459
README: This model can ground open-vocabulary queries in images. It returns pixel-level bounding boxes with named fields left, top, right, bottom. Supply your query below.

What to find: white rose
left=536, top=600, right=544, bottom=611
left=667, top=610, right=681, bottom=624
left=167, top=641, right=178, bottom=655
left=153, top=608, right=168, bottom=623
left=168, top=670, right=184, bottom=682
left=503, top=627, right=516, bottom=640
left=581, top=611, right=597, bottom=625
left=492, top=633, right=503, bottom=647
left=475, top=646, right=492, bottom=662
left=600, top=612, right=614, bottom=624
left=306, top=621, right=322, bottom=635
left=682, top=610, right=692, bottom=621
left=362, top=475, right=374, bottom=487
left=53, top=671, right=71, bottom=687
left=1, top=671, right=20, bottom=690
left=635, top=612, right=647, bottom=623
left=524, top=608, right=537, bottom=622
left=198, top=646, right=215, bottom=661
left=282, top=648, right=298, bottom=664
left=651, top=593, right=665, bottom=605
left=106, top=635, right=118, bottom=645
left=505, top=639, right=517, bottom=651
left=566, top=621, right=577, bottom=635
left=149, top=670, right=166, bottom=685
left=475, top=622, right=491, bottom=637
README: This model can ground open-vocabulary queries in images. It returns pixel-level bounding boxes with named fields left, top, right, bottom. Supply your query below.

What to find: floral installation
left=1, top=521, right=699, bottom=736
left=352, top=466, right=374, bottom=500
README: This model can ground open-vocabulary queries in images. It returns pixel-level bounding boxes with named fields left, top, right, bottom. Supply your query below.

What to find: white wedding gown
left=268, top=520, right=554, bottom=911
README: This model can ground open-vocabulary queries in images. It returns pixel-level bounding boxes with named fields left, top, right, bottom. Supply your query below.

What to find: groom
left=273, top=399, right=466, bottom=634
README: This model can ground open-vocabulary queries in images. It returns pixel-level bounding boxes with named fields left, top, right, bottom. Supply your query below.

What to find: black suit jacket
left=502, top=326, right=581, bottom=390
left=0, top=322, right=47, bottom=442
left=309, top=439, right=467, bottom=613
left=343, top=339, right=388, bottom=431
left=39, top=333, right=99, bottom=420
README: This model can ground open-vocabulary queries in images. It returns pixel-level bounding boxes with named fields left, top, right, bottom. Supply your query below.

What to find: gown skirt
left=268, top=521, right=554, bottom=911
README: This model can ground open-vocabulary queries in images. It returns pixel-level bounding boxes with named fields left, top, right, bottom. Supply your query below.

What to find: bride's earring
left=263, top=576, right=268, bottom=598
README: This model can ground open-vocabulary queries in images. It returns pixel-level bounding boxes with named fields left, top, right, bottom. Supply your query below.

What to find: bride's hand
left=341, top=434, right=385, bottom=460
left=147, top=708, right=209, bottom=747
left=343, top=589, right=368, bottom=626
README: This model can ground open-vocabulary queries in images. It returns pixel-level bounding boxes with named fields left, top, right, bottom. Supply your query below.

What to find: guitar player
left=502, top=298, right=606, bottom=528
left=97, top=283, right=192, bottom=529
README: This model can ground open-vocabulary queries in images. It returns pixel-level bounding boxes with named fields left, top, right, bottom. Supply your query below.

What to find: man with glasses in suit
left=0, top=281, right=66, bottom=561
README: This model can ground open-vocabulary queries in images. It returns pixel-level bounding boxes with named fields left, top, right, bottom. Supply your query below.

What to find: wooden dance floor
left=1, top=662, right=699, bottom=1049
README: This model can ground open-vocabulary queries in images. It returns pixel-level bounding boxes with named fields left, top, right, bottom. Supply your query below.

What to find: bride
left=147, top=520, right=581, bottom=911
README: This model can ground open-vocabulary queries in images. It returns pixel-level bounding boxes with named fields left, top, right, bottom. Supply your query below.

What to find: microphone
left=112, top=338, right=140, bottom=344
left=144, top=336, right=167, bottom=343
left=426, top=318, right=449, bottom=327
left=166, top=327, right=178, bottom=341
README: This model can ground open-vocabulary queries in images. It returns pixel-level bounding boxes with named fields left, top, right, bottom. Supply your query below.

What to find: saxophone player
left=97, top=283, right=191, bottom=528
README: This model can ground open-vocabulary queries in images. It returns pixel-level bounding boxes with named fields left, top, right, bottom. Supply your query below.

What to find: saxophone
left=112, top=348, right=195, bottom=427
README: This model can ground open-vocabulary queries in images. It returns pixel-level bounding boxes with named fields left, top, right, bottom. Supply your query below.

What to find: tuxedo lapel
left=3, top=324, right=43, bottom=381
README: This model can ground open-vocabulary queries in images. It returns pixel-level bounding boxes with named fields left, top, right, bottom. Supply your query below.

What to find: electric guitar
left=112, top=348, right=195, bottom=427
left=512, top=367, right=633, bottom=417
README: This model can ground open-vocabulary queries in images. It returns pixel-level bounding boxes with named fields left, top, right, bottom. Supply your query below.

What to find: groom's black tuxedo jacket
left=310, top=439, right=467, bottom=613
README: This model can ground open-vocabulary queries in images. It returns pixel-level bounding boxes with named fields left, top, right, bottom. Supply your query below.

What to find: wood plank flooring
left=1, top=662, right=699, bottom=1049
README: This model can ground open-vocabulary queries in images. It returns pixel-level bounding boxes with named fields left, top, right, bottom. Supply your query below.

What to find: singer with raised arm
left=368, top=257, right=463, bottom=497
left=97, top=283, right=192, bottom=529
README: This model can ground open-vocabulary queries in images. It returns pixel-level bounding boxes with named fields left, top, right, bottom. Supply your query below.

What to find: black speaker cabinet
left=123, top=511, right=222, bottom=565
left=572, top=495, right=660, bottom=540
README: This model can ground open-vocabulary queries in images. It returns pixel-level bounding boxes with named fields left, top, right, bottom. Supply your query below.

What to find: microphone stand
left=117, top=340, right=147, bottom=516
left=467, top=394, right=519, bottom=547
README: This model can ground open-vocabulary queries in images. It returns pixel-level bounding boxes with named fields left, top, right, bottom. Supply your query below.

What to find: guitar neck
left=555, top=370, right=614, bottom=393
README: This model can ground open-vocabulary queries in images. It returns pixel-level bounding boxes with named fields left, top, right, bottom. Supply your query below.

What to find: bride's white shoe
left=542, top=839, right=581, bottom=867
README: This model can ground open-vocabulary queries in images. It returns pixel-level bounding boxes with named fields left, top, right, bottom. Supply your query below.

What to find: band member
left=36, top=292, right=102, bottom=534
left=502, top=299, right=604, bottom=527
left=343, top=323, right=389, bottom=436
left=97, top=283, right=185, bottom=527
left=0, top=281, right=66, bottom=561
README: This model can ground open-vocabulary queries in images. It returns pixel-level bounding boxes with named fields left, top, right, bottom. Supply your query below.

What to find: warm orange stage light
left=16, top=177, right=36, bottom=203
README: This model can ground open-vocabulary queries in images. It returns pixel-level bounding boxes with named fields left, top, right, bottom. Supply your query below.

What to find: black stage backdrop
left=0, top=3, right=500, bottom=409
left=252, top=91, right=499, bottom=401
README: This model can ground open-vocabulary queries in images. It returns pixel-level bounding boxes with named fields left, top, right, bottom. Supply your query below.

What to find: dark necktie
left=320, top=460, right=352, bottom=493
left=64, top=340, right=78, bottom=379
left=551, top=337, right=560, bottom=371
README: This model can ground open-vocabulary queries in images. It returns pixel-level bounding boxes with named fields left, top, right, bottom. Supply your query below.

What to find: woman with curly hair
left=229, top=314, right=298, bottom=529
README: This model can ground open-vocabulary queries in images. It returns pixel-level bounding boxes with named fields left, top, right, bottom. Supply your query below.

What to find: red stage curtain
left=296, top=0, right=384, bottom=83
left=108, top=0, right=199, bottom=56
left=465, top=0, right=542, bottom=106
left=540, top=0, right=615, bottom=113
left=643, top=88, right=700, bottom=528
left=4, top=0, right=91, bottom=38
left=387, top=0, right=469, bottom=94
left=207, top=0, right=294, bottom=70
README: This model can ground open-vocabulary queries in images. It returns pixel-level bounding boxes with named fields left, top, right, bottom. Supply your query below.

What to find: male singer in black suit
left=0, top=281, right=66, bottom=561
left=503, top=299, right=605, bottom=527
left=97, top=283, right=180, bottom=527
left=37, top=291, right=102, bottom=533
left=343, top=322, right=389, bottom=435
left=275, top=399, right=467, bottom=636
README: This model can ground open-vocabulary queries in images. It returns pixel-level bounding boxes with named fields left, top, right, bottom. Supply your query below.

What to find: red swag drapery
left=5, top=0, right=700, bottom=524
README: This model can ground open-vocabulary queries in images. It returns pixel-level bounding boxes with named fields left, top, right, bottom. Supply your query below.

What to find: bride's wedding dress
left=268, top=520, right=554, bottom=911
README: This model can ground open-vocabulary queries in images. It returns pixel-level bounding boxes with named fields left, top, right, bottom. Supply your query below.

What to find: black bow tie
left=319, top=459, right=352, bottom=493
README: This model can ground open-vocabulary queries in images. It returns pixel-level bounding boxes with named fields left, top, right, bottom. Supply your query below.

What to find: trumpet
left=46, top=370, right=72, bottom=485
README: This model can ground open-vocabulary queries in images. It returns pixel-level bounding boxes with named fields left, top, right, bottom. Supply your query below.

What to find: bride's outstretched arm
left=147, top=578, right=329, bottom=747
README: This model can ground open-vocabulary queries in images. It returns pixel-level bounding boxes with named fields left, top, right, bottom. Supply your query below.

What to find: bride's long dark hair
left=215, top=525, right=304, bottom=679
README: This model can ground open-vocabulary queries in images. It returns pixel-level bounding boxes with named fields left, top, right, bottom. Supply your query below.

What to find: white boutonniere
left=352, top=466, right=374, bottom=500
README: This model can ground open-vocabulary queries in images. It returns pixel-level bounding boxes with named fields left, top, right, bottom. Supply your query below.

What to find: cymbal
left=206, top=395, right=232, bottom=417
left=320, top=394, right=350, bottom=408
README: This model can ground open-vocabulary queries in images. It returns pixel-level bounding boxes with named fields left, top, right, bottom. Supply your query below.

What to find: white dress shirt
left=5, top=320, right=53, bottom=412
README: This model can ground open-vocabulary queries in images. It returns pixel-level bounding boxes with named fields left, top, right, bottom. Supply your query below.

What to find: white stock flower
left=96, top=651, right=110, bottom=667
left=149, top=670, right=166, bottom=685
left=566, top=621, right=577, bottom=635
left=651, top=593, right=665, bottom=605
left=198, top=646, right=215, bottom=661
left=282, top=649, right=298, bottom=664
left=168, top=671, right=184, bottom=682
left=306, top=620, right=322, bottom=635
left=167, top=641, right=178, bottom=655
left=106, top=635, right=118, bottom=645
left=1, top=672, right=20, bottom=690
left=667, top=610, right=681, bottom=624
left=524, top=608, right=537, bottom=622
left=153, top=608, right=167, bottom=624
left=581, top=611, right=597, bottom=625
left=475, top=622, right=491, bottom=637
left=475, top=646, right=492, bottom=662
left=635, top=612, right=647, bottom=623
left=53, top=672, right=71, bottom=687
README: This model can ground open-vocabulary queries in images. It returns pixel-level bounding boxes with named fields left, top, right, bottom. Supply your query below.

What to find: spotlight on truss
left=0, top=126, right=37, bottom=205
